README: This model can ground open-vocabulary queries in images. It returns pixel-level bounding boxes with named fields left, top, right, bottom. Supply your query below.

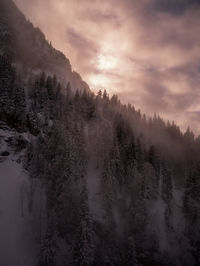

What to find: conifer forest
left=0, top=1, right=200, bottom=265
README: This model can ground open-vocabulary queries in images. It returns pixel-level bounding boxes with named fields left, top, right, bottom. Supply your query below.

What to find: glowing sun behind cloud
left=13, top=0, right=200, bottom=134
left=97, top=54, right=117, bottom=71
left=89, top=53, right=118, bottom=90
left=89, top=74, right=110, bottom=88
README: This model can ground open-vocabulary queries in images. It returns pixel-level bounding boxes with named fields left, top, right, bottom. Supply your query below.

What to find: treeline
left=1, top=54, right=200, bottom=265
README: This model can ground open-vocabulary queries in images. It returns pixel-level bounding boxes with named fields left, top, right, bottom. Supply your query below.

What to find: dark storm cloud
left=153, top=0, right=200, bottom=16
left=13, top=0, right=200, bottom=134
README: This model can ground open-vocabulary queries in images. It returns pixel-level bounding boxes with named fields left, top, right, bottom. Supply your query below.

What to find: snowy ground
left=0, top=122, right=44, bottom=266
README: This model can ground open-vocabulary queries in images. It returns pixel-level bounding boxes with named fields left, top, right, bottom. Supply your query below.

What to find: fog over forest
left=13, top=0, right=200, bottom=134
left=0, top=1, right=200, bottom=266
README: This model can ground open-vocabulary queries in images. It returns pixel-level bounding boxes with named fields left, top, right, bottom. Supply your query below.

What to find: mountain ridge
left=0, top=0, right=90, bottom=92
left=0, top=1, right=200, bottom=266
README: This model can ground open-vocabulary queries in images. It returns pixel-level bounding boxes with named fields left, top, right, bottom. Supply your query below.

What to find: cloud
left=152, top=0, right=200, bottom=16
left=13, top=0, right=200, bottom=134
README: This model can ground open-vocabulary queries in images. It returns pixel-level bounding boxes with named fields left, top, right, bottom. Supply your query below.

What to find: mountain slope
left=0, top=1, right=200, bottom=266
left=0, top=0, right=89, bottom=92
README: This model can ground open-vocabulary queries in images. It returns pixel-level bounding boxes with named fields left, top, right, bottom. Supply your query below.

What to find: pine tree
left=73, top=122, right=87, bottom=180
left=103, top=89, right=109, bottom=103
left=110, top=94, right=120, bottom=106
left=135, top=137, right=145, bottom=171
left=39, top=221, right=57, bottom=266
left=46, top=76, right=54, bottom=100
left=97, top=89, right=102, bottom=98
left=39, top=72, right=46, bottom=88
left=161, top=164, right=172, bottom=203
left=125, top=236, right=138, bottom=266
left=27, top=108, right=40, bottom=135
left=11, top=85, right=26, bottom=130
left=101, top=158, right=116, bottom=228
left=125, top=135, right=136, bottom=184
left=73, top=187, right=95, bottom=266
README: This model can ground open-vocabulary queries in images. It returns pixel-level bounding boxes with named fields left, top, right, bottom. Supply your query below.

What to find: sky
left=14, top=0, right=200, bottom=134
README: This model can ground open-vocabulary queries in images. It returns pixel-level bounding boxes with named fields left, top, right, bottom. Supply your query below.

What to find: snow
left=148, top=177, right=187, bottom=262
left=0, top=122, right=45, bottom=266
left=0, top=157, right=34, bottom=266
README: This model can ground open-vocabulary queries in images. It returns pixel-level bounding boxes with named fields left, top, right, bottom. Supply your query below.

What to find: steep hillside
left=0, top=122, right=44, bottom=266
left=0, top=1, right=200, bottom=266
left=0, top=0, right=89, bottom=92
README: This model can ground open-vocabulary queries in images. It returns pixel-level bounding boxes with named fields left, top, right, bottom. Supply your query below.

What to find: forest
left=0, top=0, right=200, bottom=265
left=1, top=54, right=200, bottom=265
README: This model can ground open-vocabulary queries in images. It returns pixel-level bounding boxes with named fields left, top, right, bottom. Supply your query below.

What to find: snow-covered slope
left=0, top=1, right=200, bottom=265
left=0, top=122, right=46, bottom=266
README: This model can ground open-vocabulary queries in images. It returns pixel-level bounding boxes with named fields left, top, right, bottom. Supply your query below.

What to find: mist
left=13, top=0, right=200, bottom=134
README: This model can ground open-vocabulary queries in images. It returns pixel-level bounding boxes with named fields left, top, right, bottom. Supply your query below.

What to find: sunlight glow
left=97, top=54, right=117, bottom=71
left=89, top=74, right=110, bottom=88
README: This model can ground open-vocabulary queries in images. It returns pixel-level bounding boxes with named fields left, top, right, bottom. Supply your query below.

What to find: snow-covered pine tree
left=73, top=186, right=95, bottom=266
